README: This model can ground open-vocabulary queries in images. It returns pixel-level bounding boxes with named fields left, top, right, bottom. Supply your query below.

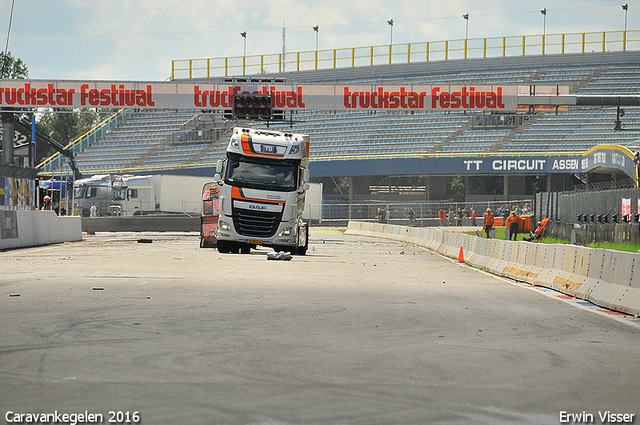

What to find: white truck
left=73, top=174, right=213, bottom=216
left=213, top=127, right=311, bottom=254
left=110, top=174, right=213, bottom=216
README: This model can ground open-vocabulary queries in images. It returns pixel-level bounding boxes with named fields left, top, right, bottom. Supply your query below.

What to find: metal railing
left=37, top=109, right=130, bottom=176
left=316, top=199, right=533, bottom=226
left=172, top=30, right=640, bottom=80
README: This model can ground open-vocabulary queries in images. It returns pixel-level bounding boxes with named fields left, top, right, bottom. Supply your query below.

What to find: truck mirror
left=213, top=173, right=222, bottom=183
left=216, top=159, right=223, bottom=173
left=302, top=168, right=310, bottom=182
left=302, top=183, right=310, bottom=191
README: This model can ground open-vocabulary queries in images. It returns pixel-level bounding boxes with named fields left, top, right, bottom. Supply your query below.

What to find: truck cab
left=214, top=127, right=310, bottom=254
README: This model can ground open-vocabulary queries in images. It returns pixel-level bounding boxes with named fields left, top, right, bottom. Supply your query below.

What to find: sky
left=0, top=0, right=637, bottom=81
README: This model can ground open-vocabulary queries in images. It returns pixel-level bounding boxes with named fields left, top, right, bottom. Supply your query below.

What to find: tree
left=0, top=51, right=28, bottom=79
left=37, top=109, right=109, bottom=152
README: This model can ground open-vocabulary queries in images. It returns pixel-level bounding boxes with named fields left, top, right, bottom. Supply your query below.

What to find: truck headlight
left=220, top=221, right=231, bottom=231
left=278, top=228, right=292, bottom=237
left=289, top=145, right=300, bottom=154
left=231, top=139, right=240, bottom=149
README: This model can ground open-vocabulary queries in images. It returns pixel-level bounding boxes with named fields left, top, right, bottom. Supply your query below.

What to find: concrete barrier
left=0, top=210, right=82, bottom=250
left=346, top=221, right=640, bottom=316
left=82, top=215, right=200, bottom=233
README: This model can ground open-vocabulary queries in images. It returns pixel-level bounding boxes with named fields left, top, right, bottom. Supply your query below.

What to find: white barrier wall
left=345, top=221, right=640, bottom=316
left=0, top=210, right=82, bottom=250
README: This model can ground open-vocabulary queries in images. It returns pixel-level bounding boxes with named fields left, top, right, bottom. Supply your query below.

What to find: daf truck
left=213, top=127, right=310, bottom=255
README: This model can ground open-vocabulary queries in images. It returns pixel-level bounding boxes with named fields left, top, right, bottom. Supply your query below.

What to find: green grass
left=465, top=228, right=640, bottom=252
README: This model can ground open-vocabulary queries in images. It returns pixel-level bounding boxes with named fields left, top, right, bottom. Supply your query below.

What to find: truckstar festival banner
left=0, top=80, right=520, bottom=113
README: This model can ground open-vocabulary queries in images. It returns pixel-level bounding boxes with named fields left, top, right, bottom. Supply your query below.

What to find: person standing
left=470, top=208, right=477, bottom=226
left=483, top=208, right=494, bottom=238
left=407, top=208, right=416, bottom=225
left=41, top=195, right=54, bottom=211
left=90, top=202, right=98, bottom=218
left=505, top=211, right=524, bottom=241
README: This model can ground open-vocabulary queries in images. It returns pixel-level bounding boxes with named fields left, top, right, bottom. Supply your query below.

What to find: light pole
left=463, top=13, right=469, bottom=59
left=387, top=19, right=393, bottom=45
left=313, top=25, right=319, bottom=69
left=313, top=25, right=319, bottom=51
left=540, top=8, right=547, bottom=54
left=241, top=31, right=247, bottom=57
left=622, top=4, right=629, bottom=51
left=463, top=13, right=469, bottom=40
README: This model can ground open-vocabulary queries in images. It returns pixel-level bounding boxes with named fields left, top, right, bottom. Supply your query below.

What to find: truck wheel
left=296, top=225, right=309, bottom=255
left=217, top=240, right=232, bottom=253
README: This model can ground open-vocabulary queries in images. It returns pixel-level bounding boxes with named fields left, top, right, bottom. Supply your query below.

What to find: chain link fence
left=314, top=198, right=533, bottom=227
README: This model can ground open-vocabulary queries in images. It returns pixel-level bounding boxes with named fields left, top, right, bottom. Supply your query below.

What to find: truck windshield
left=112, top=189, right=126, bottom=201
left=226, top=157, right=297, bottom=191
left=73, top=186, right=85, bottom=199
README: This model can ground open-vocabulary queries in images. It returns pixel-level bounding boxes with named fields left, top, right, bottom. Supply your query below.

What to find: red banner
left=0, top=80, right=523, bottom=112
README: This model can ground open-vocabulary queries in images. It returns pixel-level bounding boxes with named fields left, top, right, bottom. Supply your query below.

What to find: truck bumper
left=216, top=216, right=296, bottom=248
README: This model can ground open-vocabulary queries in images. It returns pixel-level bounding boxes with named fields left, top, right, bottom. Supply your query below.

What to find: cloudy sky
left=0, top=0, right=636, bottom=81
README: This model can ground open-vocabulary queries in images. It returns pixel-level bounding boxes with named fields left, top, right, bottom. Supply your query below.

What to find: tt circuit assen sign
left=309, top=146, right=637, bottom=180
left=0, top=80, right=519, bottom=113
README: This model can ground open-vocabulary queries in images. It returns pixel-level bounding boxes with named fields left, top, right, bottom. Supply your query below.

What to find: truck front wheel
left=217, top=240, right=233, bottom=253
left=296, top=225, right=309, bottom=255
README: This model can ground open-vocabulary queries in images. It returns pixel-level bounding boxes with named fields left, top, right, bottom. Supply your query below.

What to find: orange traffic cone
left=457, top=246, right=465, bottom=263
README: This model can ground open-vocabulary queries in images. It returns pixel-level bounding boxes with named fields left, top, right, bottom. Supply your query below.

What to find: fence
left=317, top=198, right=532, bottom=226
left=537, top=187, right=640, bottom=224
left=172, top=29, right=640, bottom=79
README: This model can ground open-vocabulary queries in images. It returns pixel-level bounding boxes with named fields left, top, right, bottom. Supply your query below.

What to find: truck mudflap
left=200, top=182, right=219, bottom=248
left=200, top=216, right=218, bottom=248
left=200, top=215, right=218, bottom=248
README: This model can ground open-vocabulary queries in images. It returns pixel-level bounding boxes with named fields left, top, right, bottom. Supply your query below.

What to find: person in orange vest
left=505, top=211, right=525, bottom=241
left=438, top=209, right=446, bottom=225
left=483, top=208, right=494, bottom=238
left=524, top=217, right=552, bottom=242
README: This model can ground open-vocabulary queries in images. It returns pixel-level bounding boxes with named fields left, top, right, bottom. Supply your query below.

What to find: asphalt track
left=1, top=229, right=640, bottom=425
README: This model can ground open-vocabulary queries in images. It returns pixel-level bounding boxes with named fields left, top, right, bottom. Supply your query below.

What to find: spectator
left=483, top=208, right=494, bottom=238
left=407, top=207, right=416, bottom=225
left=72, top=203, right=79, bottom=216
left=90, top=202, right=98, bottom=218
left=470, top=208, right=477, bottom=226
left=376, top=208, right=384, bottom=223
left=456, top=208, right=463, bottom=226
left=82, top=205, right=90, bottom=217
left=41, top=195, right=54, bottom=211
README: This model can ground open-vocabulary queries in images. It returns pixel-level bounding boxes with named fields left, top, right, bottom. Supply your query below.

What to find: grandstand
left=40, top=48, right=640, bottom=200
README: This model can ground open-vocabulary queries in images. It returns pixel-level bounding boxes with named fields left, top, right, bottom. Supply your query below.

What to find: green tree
left=0, top=51, right=28, bottom=79
left=36, top=109, right=113, bottom=160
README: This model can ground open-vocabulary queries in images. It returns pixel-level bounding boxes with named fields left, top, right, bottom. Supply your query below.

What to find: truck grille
left=233, top=208, right=282, bottom=238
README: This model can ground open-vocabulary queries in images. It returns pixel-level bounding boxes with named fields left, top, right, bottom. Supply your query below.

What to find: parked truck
left=110, top=174, right=213, bottom=216
left=73, top=174, right=213, bottom=216
left=213, top=127, right=311, bottom=254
